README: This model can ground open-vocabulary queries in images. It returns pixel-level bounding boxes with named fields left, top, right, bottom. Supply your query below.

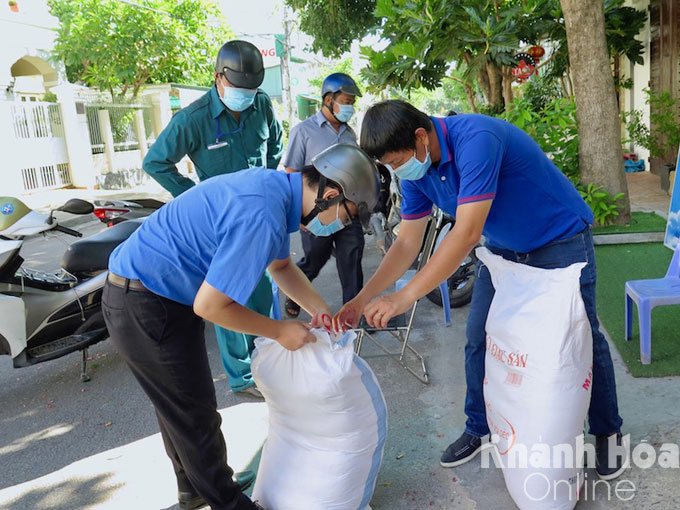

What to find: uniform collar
left=209, top=85, right=259, bottom=120
left=286, top=171, right=303, bottom=234
left=430, top=116, right=452, bottom=166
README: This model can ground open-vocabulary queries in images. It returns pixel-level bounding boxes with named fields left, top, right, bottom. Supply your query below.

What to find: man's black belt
left=107, top=272, right=150, bottom=293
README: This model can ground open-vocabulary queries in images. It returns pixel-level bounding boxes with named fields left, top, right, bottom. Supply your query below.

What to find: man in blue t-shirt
left=104, top=144, right=380, bottom=510
left=334, top=100, right=625, bottom=481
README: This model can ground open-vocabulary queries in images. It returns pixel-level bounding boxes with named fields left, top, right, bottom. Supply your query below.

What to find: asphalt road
left=0, top=218, right=273, bottom=508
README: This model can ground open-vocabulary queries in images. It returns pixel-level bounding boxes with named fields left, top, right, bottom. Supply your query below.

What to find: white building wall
left=622, top=0, right=652, bottom=168
left=0, top=1, right=62, bottom=100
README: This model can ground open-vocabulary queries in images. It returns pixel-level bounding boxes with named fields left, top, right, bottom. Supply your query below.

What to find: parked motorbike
left=0, top=197, right=143, bottom=381
left=372, top=170, right=478, bottom=309
left=93, top=198, right=165, bottom=226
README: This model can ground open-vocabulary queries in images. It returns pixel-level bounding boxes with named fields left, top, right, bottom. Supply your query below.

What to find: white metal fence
left=3, top=102, right=72, bottom=193
left=21, top=163, right=72, bottom=191
left=11, top=102, right=65, bottom=139
left=85, top=103, right=154, bottom=154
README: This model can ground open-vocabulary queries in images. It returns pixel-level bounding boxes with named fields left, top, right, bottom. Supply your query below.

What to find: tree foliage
left=49, top=0, right=232, bottom=98
left=285, top=0, right=377, bottom=58
left=623, top=89, right=680, bottom=158
left=503, top=93, right=579, bottom=182
left=287, top=0, right=647, bottom=112
left=541, top=0, right=647, bottom=81
left=406, top=73, right=472, bottom=115
left=358, top=0, right=560, bottom=110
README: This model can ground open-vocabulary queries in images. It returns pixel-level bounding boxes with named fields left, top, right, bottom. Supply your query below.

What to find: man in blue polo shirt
left=103, top=144, right=380, bottom=510
left=334, top=100, right=625, bottom=481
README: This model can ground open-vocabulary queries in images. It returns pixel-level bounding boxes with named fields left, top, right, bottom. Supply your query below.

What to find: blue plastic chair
left=624, top=244, right=680, bottom=364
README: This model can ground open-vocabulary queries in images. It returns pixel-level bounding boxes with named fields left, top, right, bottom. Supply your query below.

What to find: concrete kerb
left=630, top=206, right=669, bottom=220
left=593, top=207, right=669, bottom=245
left=593, top=232, right=666, bottom=245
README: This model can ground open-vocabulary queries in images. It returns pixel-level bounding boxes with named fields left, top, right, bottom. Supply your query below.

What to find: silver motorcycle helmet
left=309, top=144, right=380, bottom=229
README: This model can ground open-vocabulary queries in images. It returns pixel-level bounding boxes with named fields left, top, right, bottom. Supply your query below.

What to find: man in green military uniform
left=143, top=40, right=283, bottom=399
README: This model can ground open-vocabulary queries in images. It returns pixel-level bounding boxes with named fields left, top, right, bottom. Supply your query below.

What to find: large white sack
left=477, top=247, right=593, bottom=510
left=251, top=329, right=387, bottom=510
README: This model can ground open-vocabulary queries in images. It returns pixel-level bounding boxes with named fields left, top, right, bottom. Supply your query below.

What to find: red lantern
left=527, top=45, right=545, bottom=60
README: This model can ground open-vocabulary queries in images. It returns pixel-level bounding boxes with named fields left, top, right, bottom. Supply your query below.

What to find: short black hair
left=301, top=165, right=341, bottom=192
left=360, top=100, right=432, bottom=160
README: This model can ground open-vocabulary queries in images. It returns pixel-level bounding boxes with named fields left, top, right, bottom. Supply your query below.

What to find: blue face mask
left=389, top=147, right=431, bottom=181
left=220, top=86, right=257, bottom=112
left=306, top=204, right=346, bottom=237
left=334, top=104, right=354, bottom=123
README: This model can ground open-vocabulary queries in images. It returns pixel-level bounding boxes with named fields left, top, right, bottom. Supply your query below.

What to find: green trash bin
left=297, top=94, right=320, bottom=121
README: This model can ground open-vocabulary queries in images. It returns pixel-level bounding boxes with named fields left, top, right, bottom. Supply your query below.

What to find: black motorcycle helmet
left=215, top=40, right=265, bottom=89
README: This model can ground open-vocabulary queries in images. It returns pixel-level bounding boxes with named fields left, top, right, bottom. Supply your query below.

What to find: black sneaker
left=178, top=490, right=206, bottom=510
left=440, top=432, right=488, bottom=468
left=595, top=433, right=627, bottom=480
left=178, top=471, right=256, bottom=509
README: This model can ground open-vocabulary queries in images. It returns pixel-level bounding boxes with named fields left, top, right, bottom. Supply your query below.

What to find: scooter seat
left=61, top=219, right=143, bottom=273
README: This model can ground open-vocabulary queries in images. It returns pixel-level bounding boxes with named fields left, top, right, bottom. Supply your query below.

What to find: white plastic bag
left=477, top=247, right=593, bottom=510
left=251, top=329, right=387, bottom=510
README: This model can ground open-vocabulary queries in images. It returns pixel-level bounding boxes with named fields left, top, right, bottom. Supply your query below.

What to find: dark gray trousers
left=297, top=218, right=365, bottom=303
left=102, top=280, right=257, bottom=510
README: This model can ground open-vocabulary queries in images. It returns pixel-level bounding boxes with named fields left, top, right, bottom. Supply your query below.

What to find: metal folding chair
left=354, top=207, right=449, bottom=384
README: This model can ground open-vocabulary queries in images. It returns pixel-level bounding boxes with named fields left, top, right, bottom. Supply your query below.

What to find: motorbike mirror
left=58, top=199, right=95, bottom=215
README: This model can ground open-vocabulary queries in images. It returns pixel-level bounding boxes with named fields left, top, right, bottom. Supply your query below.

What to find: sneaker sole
left=440, top=442, right=492, bottom=468
left=596, top=464, right=627, bottom=481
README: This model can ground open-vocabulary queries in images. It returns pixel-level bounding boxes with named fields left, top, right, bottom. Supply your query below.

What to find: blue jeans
left=464, top=228, right=623, bottom=437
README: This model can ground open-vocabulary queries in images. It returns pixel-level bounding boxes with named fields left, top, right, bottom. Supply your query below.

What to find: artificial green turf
left=593, top=211, right=667, bottom=235
left=595, top=242, right=680, bottom=377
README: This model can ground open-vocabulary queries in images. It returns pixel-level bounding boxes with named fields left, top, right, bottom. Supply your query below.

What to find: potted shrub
left=8, top=1, right=18, bottom=12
